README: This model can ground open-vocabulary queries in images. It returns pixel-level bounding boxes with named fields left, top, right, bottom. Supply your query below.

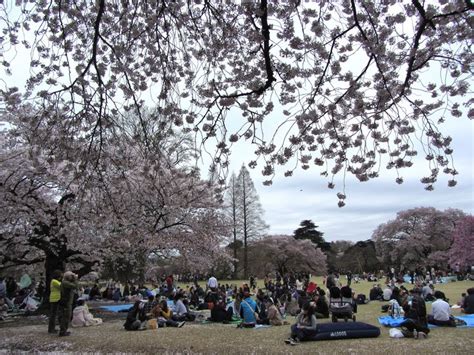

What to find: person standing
left=57, top=271, right=78, bottom=337
left=207, top=276, right=218, bottom=291
left=48, top=270, right=63, bottom=334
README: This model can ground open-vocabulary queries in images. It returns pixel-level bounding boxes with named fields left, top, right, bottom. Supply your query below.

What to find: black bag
left=356, top=294, right=366, bottom=305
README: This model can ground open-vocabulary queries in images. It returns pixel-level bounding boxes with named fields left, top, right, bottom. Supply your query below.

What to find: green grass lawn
left=1, top=279, right=473, bottom=354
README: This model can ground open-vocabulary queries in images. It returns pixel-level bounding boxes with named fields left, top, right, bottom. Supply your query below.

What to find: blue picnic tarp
left=456, top=314, right=474, bottom=327
left=378, top=314, right=474, bottom=328
left=378, top=316, right=406, bottom=327
left=99, top=304, right=133, bottom=312
left=99, top=300, right=176, bottom=313
left=402, top=275, right=457, bottom=284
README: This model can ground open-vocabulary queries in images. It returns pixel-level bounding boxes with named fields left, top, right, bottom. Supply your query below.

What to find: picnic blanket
left=99, top=304, right=133, bottom=312
left=402, top=275, right=457, bottom=284
left=99, top=300, right=177, bottom=313
left=455, top=314, right=474, bottom=327
left=201, top=315, right=242, bottom=324
left=378, top=316, right=408, bottom=327
left=378, top=315, right=474, bottom=328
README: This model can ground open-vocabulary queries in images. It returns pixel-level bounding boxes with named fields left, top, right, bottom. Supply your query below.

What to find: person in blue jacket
left=239, top=288, right=259, bottom=328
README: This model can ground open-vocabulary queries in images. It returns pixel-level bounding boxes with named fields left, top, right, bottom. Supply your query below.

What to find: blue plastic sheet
left=378, top=314, right=474, bottom=328
left=99, top=304, right=133, bottom=312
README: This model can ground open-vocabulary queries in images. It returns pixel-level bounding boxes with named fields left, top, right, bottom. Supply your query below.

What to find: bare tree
left=233, top=165, right=268, bottom=279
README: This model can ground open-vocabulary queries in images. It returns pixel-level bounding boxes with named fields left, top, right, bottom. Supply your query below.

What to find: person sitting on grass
left=255, top=289, right=268, bottom=322
left=144, top=294, right=157, bottom=317
left=71, top=299, right=103, bottom=327
left=265, top=297, right=288, bottom=326
left=311, top=291, right=329, bottom=319
left=208, top=296, right=233, bottom=323
left=124, top=300, right=147, bottom=331
left=369, top=284, right=383, bottom=301
left=461, top=287, right=474, bottom=314
left=427, top=291, right=455, bottom=327
left=400, top=288, right=429, bottom=338
left=151, top=299, right=184, bottom=328
left=88, top=284, right=101, bottom=300
left=172, top=292, right=195, bottom=322
left=238, top=288, right=259, bottom=328
left=285, top=302, right=317, bottom=345
left=285, top=293, right=300, bottom=316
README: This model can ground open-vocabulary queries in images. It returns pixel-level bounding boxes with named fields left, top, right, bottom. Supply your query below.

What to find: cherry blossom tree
left=0, top=105, right=229, bottom=301
left=372, top=207, right=466, bottom=270
left=248, top=235, right=327, bottom=277
left=0, top=1, right=472, bottom=205
left=449, top=215, right=474, bottom=270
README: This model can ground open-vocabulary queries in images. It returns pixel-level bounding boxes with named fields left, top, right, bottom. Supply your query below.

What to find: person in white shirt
left=172, top=293, right=196, bottom=322
left=383, top=286, right=392, bottom=301
left=427, top=291, right=455, bottom=326
left=207, top=276, right=218, bottom=291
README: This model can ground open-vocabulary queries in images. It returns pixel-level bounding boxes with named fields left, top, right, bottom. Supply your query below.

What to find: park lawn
left=0, top=279, right=473, bottom=354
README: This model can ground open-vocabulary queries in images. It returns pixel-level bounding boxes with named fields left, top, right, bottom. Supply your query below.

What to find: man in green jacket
left=58, top=271, right=78, bottom=337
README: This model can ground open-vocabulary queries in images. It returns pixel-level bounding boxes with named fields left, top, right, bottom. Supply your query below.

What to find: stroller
left=329, top=286, right=356, bottom=322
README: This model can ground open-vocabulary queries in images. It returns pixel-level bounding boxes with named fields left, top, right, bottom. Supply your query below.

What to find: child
left=71, top=299, right=102, bottom=327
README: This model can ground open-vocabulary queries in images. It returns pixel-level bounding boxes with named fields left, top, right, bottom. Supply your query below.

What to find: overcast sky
left=225, top=117, right=473, bottom=243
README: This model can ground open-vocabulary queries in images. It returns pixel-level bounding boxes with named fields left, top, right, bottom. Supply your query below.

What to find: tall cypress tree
left=226, top=165, right=268, bottom=278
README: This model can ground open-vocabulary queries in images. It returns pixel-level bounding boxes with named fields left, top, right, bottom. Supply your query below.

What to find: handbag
left=147, top=318, right=158, bottom=330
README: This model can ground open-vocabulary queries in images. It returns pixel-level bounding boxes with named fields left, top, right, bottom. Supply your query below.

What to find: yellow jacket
left=49, top=279, right=61, bottom=303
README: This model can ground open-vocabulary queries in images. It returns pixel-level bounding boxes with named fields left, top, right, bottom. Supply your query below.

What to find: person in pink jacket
left=71, top=299, right=102, bottom=327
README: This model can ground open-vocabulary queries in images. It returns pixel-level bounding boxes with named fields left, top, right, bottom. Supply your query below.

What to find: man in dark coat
left=57, top=271, right=78, bottom=337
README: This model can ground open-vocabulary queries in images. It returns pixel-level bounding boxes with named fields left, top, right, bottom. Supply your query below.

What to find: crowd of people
left=1, top=268, right=473, bottom=345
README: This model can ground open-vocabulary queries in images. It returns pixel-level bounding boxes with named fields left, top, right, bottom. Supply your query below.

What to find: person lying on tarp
left=285, top=302, right=317, bottom=345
